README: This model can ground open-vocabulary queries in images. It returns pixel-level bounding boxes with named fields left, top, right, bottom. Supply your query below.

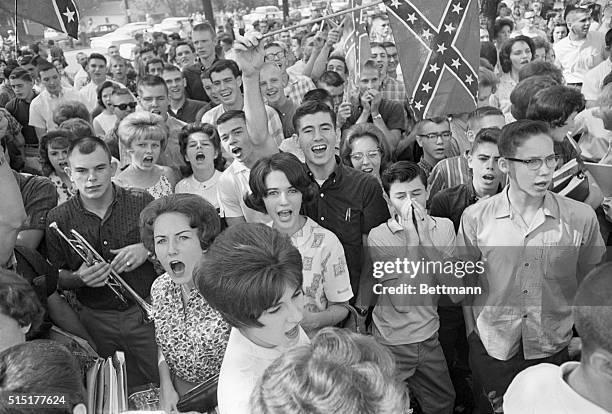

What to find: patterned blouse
left=49, top=172, right=76, bottom=205
left=151, top=273, right=230, bottom=383
left=146, top=175, right=173, bottom=199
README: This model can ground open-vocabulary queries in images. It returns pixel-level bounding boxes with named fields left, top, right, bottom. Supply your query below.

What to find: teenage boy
left=6, top=68, right=38, bottom=171
left=45, top=136, right=159, bottom=389
left=504, top=262, right=612, bottom=413
left=295, top=100, right=389, bottom=302
left=428, top=107, right=505, bottom=201
left=369, top=161, right=461, bottom=414
left=414, top=117, right=453, bottom=179
left=194, top=223, right=309, bottom=414
left=456, top=120, right=605, bottom=413
left=162, top=65, right=208, bottom=123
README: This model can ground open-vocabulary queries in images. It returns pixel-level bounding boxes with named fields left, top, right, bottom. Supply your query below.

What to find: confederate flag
left=0, top=0, right=80, bottom=39
left=384, top=0, right=479, bottom=119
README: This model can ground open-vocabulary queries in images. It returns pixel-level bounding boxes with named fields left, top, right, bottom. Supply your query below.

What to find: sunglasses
left=113, top=102, right=137, bottom=110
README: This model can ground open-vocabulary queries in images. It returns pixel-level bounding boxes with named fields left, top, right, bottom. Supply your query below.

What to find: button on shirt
left=29, top=87, right=83, bottom=132
left=302, top=158, right=390, bottom=295
left=45, top=185, right=157, bottom=310
left=456, top=187, right=605, bottom=361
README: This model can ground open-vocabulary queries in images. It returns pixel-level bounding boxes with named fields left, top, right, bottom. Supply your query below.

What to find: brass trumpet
left=49, top=222, right=154, bottom=323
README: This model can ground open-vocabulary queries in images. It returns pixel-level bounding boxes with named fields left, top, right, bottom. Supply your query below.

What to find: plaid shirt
left=380, top=76, right=407, bottom=105
left=285, top=73, right=316, bottom=107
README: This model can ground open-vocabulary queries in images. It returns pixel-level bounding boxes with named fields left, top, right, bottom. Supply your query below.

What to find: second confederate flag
left=384, top=0, right=480, bottom=119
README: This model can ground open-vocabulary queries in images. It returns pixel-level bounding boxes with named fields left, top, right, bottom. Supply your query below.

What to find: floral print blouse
left=49, top=172, right=76, bottom=205
left=151, top=273, right=230, bottom=383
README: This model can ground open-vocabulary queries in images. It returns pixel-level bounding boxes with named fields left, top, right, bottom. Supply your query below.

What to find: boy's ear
left=498, top=157, right=510, bottom=174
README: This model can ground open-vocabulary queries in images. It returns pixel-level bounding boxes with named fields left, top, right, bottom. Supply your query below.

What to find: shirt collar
left=495, top=186, right=559, bottom=219
left=74, top=183, right=121, bottom=214
left=387, top=214, right=435, bottom=234
left=306, top=156, right=343, bottom=185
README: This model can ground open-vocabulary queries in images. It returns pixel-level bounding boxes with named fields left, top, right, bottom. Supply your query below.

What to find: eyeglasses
left=418, top=131, right=452, bottom=141
left=264, top=51, right=285, bottom=61
left=113, top=102, right=137, bottom=110
left=350, top=149, right=381, bottom=162
left=505, top=154, right=560, bottom=170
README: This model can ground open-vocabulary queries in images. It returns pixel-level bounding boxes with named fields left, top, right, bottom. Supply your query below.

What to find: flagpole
left=261, top=0, right=383, bottom=39
left=13, top=0, right=18, bottom=55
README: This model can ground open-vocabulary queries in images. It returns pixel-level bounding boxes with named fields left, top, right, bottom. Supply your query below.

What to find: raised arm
left=233, top=33, right=269, bottom=147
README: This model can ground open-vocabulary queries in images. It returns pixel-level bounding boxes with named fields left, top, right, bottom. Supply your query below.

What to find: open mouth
left=277, top=209, right=293, bottom=221
left=482, top=173, right=495, bottom=182
left=143, top=156, right=154, bottom=163
left=170, top=260, right=185, bottom=274
left=311, top=144, right=327, bottom=155
left=285, top=325, right=299, bottom=339
left=230, top=147, right=242, bottom=157
left=58, top=161, right=68, bottom=169
left=362, top=167, right=373, bottom=174
left=151, top=109, right=161, bottom=115
left=195, top=152, right=205, bottom=161
left=219, top=90, right=232, bottom=98
left=534, top=181, right=549, bottom=189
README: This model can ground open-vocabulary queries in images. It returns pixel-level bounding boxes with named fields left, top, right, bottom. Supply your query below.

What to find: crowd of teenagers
left=2, top=0, right=612, bottom=413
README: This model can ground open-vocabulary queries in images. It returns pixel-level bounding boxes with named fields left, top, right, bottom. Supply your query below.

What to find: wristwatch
left=372, top=113, right=382, bottom=120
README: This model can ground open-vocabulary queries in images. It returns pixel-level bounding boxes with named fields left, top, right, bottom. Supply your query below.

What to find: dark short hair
left=480, top=41, right=498, bottom=68
left=532, top=36, right=551, bottom=53
left=0, top=269, right=43, bottom=336
left=137, top=74, right=168, bottom=96
left=139, top=44, right=155, bottom=55
left=245, top=152, right=317, bottom=214
left=68, top=136, right=112, bottom=162
left=499, top=119, right=551, bottom=157
left=471, top=127, right=501, bottom=153
left=518, top=60, right=564, bottom=83
left=162, top=64, right=182, bottom=76
left=178, top=122, right=225, bottom=175
left=606, top=28, right=612, bottom=48
left=88, top=52, right=107, bottom=65
left=341, top=123, right=392, bottom=174
left=175, top=41, right=195, bottom=52
left=493, top=17, right=514, bottom=40
left=193, top=223, right=303, bottom=328
left=217, top=109, right=246, bottom=128
left=8, top=67, right=32, bottom=82
left=293, top=100, right=336, bottom=133
left=96, top=81, right=117, bottom=108
left=318, top=70, right=345, bottom=87
left=0, top=340, right=85, bottom=412
left=510, top=75, right=560, bottom=120
left=52, top=101, right=91, bottom=125
left=499, top=36, right=535, bottom=74
left=327, top=55, right=348, bottom=74
left=525, top=85, right=585, bottom=128
left=303, top=88, right=333, bottom=107
left=36, top=60, right=56, bottom=74
left=468, top=106, right=504, bottom=124
left=145, top=58, right=164, bottom=73
left=574, top=262, right=612, bottom=356
left=208, top=59, right=241, bottom=80
left=381, top=161, right=427, bottom=194
left=39, top=129, right=76, bottom=177
left=140, top=193, right=221, bottom=253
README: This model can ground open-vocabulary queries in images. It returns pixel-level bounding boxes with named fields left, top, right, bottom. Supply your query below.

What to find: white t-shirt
left=504, top=362, right=610, bottom=414
left=217, top=327, right=310, bottom=414
left=92, top=111, right=118, bottom=137
left=175, top=170, right=222, bottom=209
left=29, top=87, right=83, bottom=132
left=216, top=160, right=272, bottom=225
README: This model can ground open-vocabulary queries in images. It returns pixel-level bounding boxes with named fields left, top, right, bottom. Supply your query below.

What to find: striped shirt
left=427, top=154, right=471, bottom=203
left=285, top=73, right=316, bottom=107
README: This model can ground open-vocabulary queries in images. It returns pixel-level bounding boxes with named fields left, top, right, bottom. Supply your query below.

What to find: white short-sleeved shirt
left=216, top=160, right=272, bottom=225
left=291, top=217, right=353, bottom=311
left=200, top=103, right=284, bottom=147
left=29, top=87, right=83, bottom=132
left=504, top=362, right=609, bottom=414
left=581, top=59, right=612, bottom=102
left=92, top=111, right=117, bottom=137
left=554, top=32, right=606, bottom=84
left=175, top=170, right=222, bottom=209
left=217, top=327, right=310, bottom=414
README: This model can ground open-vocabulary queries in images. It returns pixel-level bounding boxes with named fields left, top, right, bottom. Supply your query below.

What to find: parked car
left=90, top=24, right=119, bottom=38
left=90, top=22, right=151, bottom=50
left=253, top=6, right=283, bottom=20
left=43, top=28, right=69, bottom=43
left=152, top=17, right=190, bottom=35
